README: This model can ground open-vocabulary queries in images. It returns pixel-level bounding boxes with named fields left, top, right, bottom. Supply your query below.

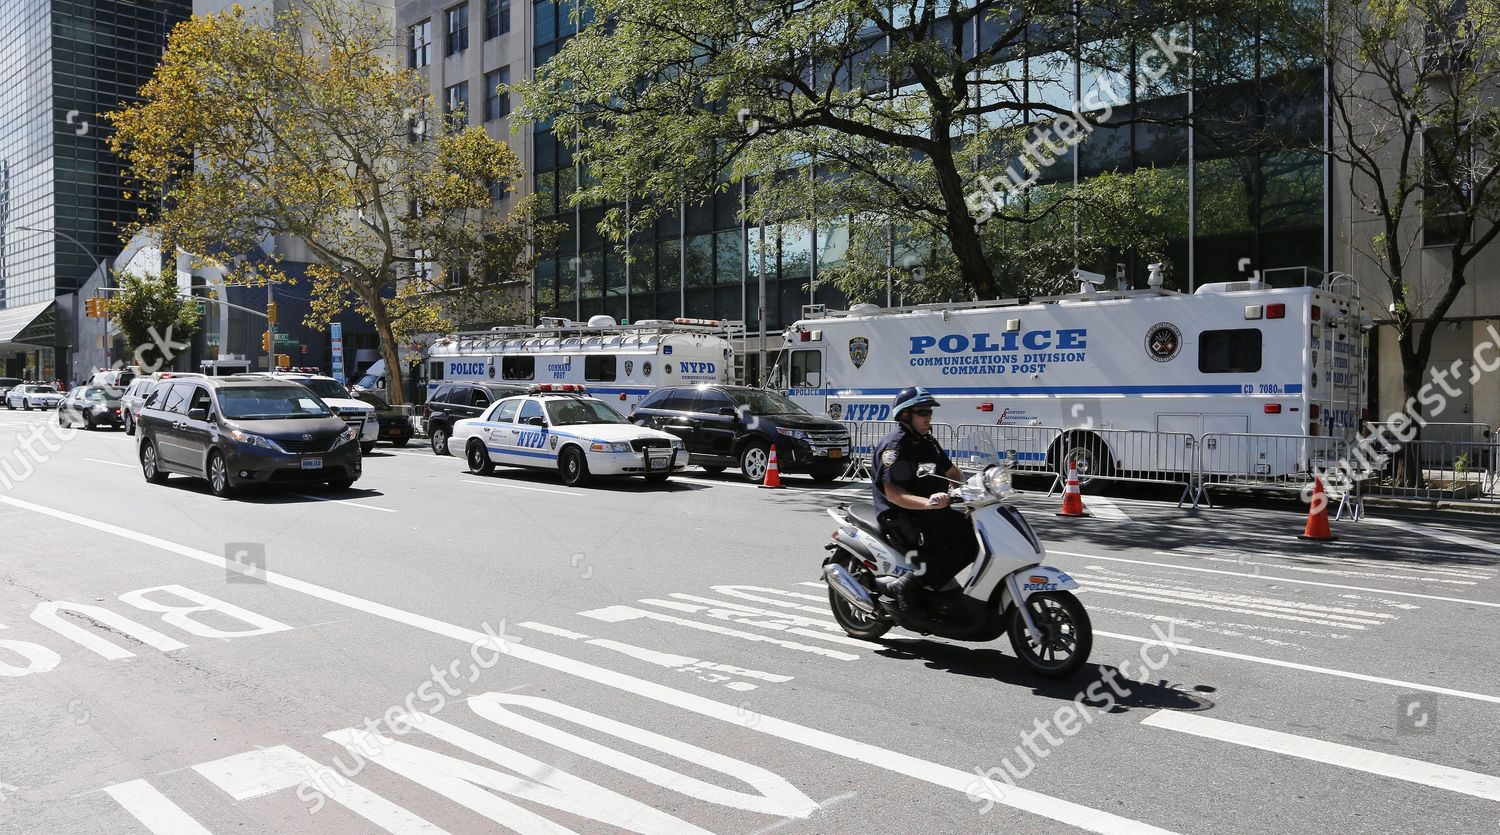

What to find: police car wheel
left=559, top=446, right=590, bottom=486
left=466, top=439, right=494, bottom=475
left=739, top=442, right=770, bottom=483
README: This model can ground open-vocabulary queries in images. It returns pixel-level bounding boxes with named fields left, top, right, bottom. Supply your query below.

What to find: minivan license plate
left=301, top=457, right=323, bottom=470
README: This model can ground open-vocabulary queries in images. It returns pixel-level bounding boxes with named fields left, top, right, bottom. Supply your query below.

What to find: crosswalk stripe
left=1052, top=550, right=1500, bottom=609
left=1080, top=587, right=1373, bottom=629
left=1069, top=573, right=1394, bottom=622
left=1155, top=550, right=1483, bottom=585
left=103, top=780, right=213, bottom=835
left=578, top=604, right=861, bottom=660
left=1141, top=710, right=1500, bottom=802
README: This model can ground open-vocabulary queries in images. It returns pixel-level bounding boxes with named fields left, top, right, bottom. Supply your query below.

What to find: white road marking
left=1084, top=605, right=1321, bottom=650
left=1169, top=545, right=1496, bottom=579
left=1070, top=572, right=1395, bottom=623
left=1084, top=496, right=1131, bottom=521
left=103, top=780, right=213, bottom=835
left=1141, top=710, right=1500, bottom=802
left=579, top=604, right=861, bottom=660
left=1095, top=629, right=1500, bottom=704
left=517, top=621, right=794, bottom=686
left=639, top=598, right=874, bottom=648
left=1365, top=516, right=1500, bottom=558
left=286, top=492, right=397, bottom=512
left=1079, top=586, right=1375, bottom=630
left=84, top=457, right=133, bottom=469
left=461, top=479, right=582, bottom=497
left=518, top=621, right=590, bottom=640
left=673, top=474, right=765, bottom=490
left=1051, top=550, right=1500, bottom=609
left=664, top=594, right=842, bottom=629
left=707, top=585, right=836, bottom=615
left=4, top=496, right=1175, bottom=835
left=1154, top=550, right=1481, bottom=585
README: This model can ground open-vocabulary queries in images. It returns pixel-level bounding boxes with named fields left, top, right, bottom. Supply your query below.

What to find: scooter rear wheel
left=1007, top=591, right=1092, bottom=677
left=827, top=561, right=891, bottom=641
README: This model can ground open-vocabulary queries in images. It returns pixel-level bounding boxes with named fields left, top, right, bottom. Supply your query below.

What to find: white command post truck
left=423, top=316, right=741, bottom=411
left=776, top=272, right=1368, bottom=482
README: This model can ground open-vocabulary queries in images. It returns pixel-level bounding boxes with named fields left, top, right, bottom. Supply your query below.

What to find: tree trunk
left=1395, top=338, right=1425, bottom=490
left=368, top=295, right=407, bottom=407
left=931, top=144, right=998, bottom=299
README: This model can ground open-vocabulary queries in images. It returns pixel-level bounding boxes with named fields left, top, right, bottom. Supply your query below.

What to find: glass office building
left=0, top=0, right=191, bottom=378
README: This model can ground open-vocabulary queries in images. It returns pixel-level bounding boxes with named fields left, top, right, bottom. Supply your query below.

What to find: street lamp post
left=18, top=225, right=110, bottom=382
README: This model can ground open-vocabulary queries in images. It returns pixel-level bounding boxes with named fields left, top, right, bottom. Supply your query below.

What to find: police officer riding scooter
left=870, top=387, right=979, bottom=615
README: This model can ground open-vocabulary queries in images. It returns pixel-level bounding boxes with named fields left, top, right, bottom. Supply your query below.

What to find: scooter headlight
left=984, top=464, right=1014, bottom=497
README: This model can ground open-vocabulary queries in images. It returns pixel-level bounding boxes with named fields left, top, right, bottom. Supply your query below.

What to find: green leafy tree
left=518, top=0, right=1249, bottom=300
left=105, top=271, right=202, bottom=371
left=107, top=0, right=555, bottom=403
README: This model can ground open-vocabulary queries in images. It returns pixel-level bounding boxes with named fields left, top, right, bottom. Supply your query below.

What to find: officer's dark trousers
left=877, top=508, right=977, bottom=590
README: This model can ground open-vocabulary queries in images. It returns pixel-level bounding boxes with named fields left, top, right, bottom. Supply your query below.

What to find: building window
left=446, top=81, right=470, bottom=125
left=1423, top=127, right=1470, bottom=247
left=413, top=250, right=435, bottom=284
left=409, top=20, right=432, bottom=67
left=485, top=0, right=511, bottom=39
left=446, top=4, right=469, bottom=55
left=485, top=67, right=510, bottom=121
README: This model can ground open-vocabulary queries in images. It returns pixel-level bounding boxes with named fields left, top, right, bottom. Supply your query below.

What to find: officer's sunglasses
left=910, top=408, right=934, bottom=417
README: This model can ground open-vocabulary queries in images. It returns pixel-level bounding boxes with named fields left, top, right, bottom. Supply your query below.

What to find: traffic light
left=84, top=297, right=105, bottom=317
left=266, top=301, right=277, bottom=325
left=261, top=331, right=272, bottom=352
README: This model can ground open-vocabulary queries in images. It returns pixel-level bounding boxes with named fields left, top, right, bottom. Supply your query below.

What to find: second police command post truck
left=424, top=316, right=741, bottom=410
left=776, top=268, right=1369, bottom=482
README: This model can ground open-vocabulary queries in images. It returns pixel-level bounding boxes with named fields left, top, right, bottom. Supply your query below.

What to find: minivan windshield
left=545, top=398, right=630, bottom=425
left=728, top=388, right=807, bottom=416
left=218, top=386, right=333, bottom=420
left=83, top=387, right=121, bottom=403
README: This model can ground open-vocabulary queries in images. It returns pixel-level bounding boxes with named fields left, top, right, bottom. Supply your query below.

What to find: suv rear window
left=637, top=388, right=676, bottom=409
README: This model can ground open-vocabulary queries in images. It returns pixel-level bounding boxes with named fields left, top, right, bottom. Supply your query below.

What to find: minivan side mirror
left=526, top=415, right=546, bottom=427
left=188, top=407, right=209, bottom=422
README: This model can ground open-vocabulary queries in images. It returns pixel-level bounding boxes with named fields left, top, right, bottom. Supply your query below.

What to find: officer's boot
left=884, top=572, right=927, bottom=618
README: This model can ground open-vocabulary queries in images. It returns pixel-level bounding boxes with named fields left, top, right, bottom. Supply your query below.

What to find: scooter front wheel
left=1007, top=591, right=1092, bottom=677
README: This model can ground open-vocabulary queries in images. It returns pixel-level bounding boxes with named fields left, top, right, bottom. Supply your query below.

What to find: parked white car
left=452, top=385, right=687, bottom=486
left=6, top=384, right=64, bottom=411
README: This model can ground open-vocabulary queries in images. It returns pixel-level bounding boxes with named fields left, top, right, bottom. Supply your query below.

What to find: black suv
left=632, top=385, right=850, bottom=483
left=424, top=381, right=528, bottom=455
left=136, top=377, right=362, bottom=497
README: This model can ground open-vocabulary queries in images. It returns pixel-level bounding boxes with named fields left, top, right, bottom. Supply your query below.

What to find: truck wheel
left=1053, top=433, right=1114, bottom=492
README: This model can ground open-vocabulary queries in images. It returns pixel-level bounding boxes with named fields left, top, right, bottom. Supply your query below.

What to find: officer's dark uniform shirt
left=871, top=426, right=955, bottom=516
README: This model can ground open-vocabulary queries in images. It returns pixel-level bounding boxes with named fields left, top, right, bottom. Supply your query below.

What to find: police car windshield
left=728, top=389, right=806, bottom=416
left=28, top=386, right=59, bottom=394
left=218, top=386, right=334, bottom=420
left=293, top=378, right=350, bottom=400
left=545, top=398, right=629, bottom=425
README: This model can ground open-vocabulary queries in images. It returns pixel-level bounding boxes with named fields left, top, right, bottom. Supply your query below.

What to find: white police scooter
left=821, top=441, right=1092, bottom=677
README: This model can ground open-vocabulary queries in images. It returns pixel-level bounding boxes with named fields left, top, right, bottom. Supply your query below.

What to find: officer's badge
left=849, top=337, right=870, bottom=369
left=828, top=402, right=842, bottom=420
left=881, top=449, right=898, bottom=466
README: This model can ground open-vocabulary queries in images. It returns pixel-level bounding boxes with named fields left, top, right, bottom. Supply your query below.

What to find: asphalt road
left=0, top=407, right=1497, bottom=834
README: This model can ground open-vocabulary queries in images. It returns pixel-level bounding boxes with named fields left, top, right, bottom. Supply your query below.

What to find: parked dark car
left=354, top=390, right=413, bottom=447
left=58, top=386, right=124, bottom=430
left=632, top=385, right=851, bottom=483
left=424, top=381, right=528, bottom=455
left=0, top=377, right=22, bottom=401
left=136, top=377, right=361, bottom=497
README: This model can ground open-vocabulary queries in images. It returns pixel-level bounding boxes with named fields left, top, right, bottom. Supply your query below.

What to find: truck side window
left=1199, top=329, right=1263, bottom=374
left=584, top=355, right=616, bottom=382
left=791, top=350, right=822, bottom=388
left=502, top=356, right=534, bottom=380
left=429, top=361, right=445, bottom=381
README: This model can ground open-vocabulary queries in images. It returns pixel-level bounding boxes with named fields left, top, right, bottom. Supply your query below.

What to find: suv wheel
left=430, top=425, right=451, bottom=456
left=559, top=446, right=591, bottom=487
left=700, top=465, right=727, bottom=475
left=141, top=441, right=168, bottom=484
left=360, top=442, right=376, bottom=455
left=467, top=439, right=494, bottom=475
left=207, top=451, right=235, bottom=497
left=739, top=442, right=770, bottom=483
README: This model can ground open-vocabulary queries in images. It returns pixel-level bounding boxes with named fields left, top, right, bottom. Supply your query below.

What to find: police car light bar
left=531, top=384, right=588, bottom=394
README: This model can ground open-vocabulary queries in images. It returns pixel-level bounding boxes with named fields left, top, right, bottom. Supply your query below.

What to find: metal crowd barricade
left=1354, top=436, right=1500, bottom=506
left=950, top=423, right=1062, bottom=474
left=1043, top=428, right=1199, bottom=505
left=837, top=420, right=904, bottom=479
left=1193, top=432, right=1359, bottom=518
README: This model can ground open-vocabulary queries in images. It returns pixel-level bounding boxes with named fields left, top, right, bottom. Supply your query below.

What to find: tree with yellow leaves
left=107, top=0, right=552, bottom=403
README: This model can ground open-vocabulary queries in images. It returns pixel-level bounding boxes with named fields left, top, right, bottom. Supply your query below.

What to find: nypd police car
left=452, top=385, right=687, bottom=486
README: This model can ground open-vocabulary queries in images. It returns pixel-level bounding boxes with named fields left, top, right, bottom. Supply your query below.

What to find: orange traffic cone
left=1057, top=464, right=1088, bottom=517
left=759, top=444, right=783, bottom=489
left=1299, top=477, right=1335, bottom=541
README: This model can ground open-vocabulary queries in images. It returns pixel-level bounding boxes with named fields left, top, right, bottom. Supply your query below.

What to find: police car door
left=511, top=399, right=551, bottom=466
left=486, top=398, right=522, bottom=462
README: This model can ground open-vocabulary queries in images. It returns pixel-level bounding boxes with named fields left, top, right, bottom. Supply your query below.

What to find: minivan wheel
left=207, top=451, right=234, bottom=497
left=467, top=439, right=494, bottom=475
left=430, top=426, right=451, bottom=456
left=123, top=412, right=135, bottom=435
left=141, top=442, right=168, bottom=484
left=739, top=442, right=770, bottom=483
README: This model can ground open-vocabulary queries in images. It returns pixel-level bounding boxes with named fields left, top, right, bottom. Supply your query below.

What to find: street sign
left=330, top=322, right=346, bottom=384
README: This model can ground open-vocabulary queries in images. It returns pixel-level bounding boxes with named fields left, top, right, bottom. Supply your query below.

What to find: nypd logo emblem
left=881, top=449, right=898, bottom=466
left=849, top=336, right=870, bottom=369
left=828, top=402, right=842, bottom=420
left=624, top=360, right=633, bottom=376
left=1146, top=322, right=1182, bottom=362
